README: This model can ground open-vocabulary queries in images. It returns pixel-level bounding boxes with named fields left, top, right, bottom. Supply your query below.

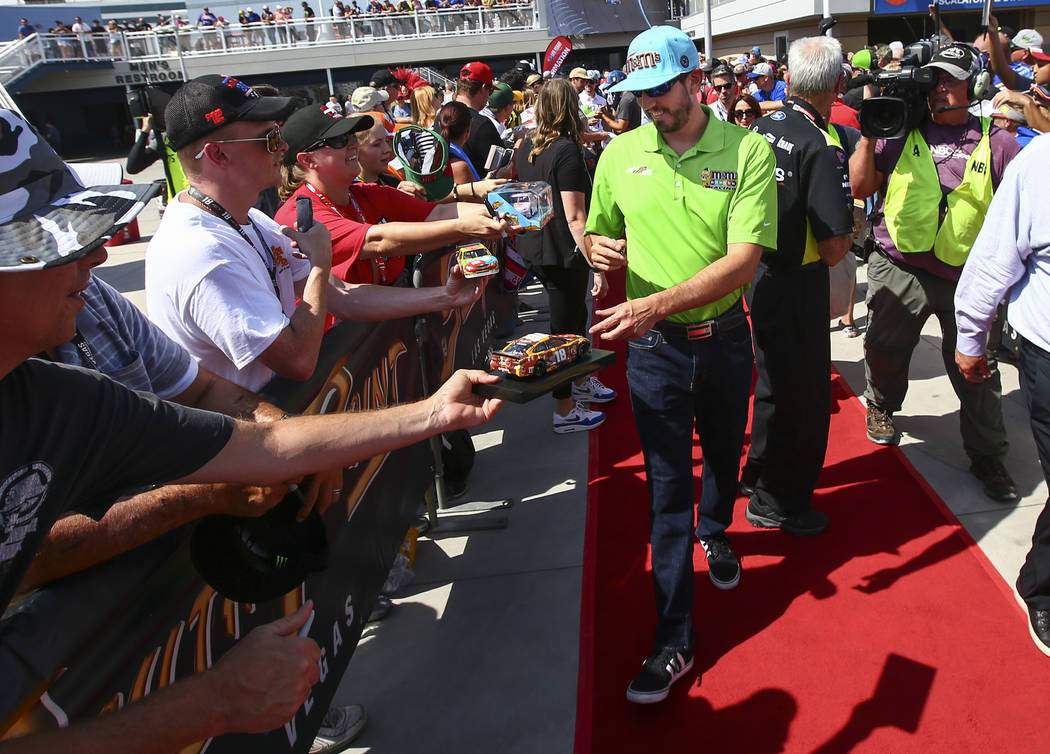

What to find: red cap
left=459, top=61, right=493, bottom=87
left=1029, top=48, right=1050, bottom=63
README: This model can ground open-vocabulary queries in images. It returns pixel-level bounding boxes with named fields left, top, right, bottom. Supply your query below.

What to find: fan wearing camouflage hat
left=148, top=75, right=486, bottom=393
left=0, top=104, right=502, bottom=751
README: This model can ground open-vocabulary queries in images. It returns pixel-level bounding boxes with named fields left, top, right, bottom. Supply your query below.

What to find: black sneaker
left=866, top=403, right=898, bottom=445
left=1027, top=607, right=1050, bottom=657
left=626, top=646, right=694, bottom=704
left=738, top=464, right=759, bottom=498
left=699, top=533, right=740, bottom=590
left=969, top=456, right=1020, bottom=503
left=745, top=497, right=829, bottom=536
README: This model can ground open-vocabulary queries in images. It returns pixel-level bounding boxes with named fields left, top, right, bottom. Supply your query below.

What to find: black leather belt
left=652, top=301, right=746, bottom=341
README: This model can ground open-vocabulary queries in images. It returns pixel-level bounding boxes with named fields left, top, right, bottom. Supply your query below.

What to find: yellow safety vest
left=883, top=118, right=993, bottom=267
left=801, top=121, right=844, bottom=266
left=163, top=142, right=188, bottom=200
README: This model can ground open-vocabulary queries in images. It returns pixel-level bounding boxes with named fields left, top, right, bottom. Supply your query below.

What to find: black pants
left=532, top=264, right=589, bottom=400
left=1017, top=337, right=1050, bottom=610
left=746, top=262, right=831, bottom=514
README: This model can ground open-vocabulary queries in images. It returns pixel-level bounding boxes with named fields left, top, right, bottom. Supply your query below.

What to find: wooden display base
left=472, top=349, right=617, bottom=404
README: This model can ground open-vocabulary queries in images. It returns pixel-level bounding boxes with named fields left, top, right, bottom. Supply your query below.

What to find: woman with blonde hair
left=410, top=84, right=441, bottom=128
left=513, top=77, right=614, bottom=433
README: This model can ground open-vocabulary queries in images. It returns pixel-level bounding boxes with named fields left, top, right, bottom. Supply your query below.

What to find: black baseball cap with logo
left=165, top=73, right=299, bottom=150
left=281, top=104, right=374, bottom=164
left=370, top=68, right=403, bottom=88
left=190, top=488, right=329, bottom=603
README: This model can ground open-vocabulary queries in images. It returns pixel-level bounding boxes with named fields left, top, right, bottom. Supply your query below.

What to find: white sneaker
left=310, top=704, right=367, bottom=753
left=553, top=404, right=606, bottom=434
left=572, top=375, right=617, bottom=404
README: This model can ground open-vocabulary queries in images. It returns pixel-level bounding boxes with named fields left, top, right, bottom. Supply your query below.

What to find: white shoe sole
left=625, top=656, right=694, bottom=704
left=553, top=415, right=606, bottom=434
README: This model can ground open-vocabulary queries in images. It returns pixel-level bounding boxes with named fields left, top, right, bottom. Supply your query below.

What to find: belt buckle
left=685, top=322, right=714, bottom=340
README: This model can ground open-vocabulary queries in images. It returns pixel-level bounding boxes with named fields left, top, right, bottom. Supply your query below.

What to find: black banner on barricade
left=0, top=316, right=425, bottom=753
left=416, top=242, right=515, bottom=383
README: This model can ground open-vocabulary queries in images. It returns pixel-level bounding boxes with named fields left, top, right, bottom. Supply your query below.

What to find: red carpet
left=576, top=288, right=1048, bottom=753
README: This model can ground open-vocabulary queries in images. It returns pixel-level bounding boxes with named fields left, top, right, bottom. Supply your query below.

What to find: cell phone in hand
left=296, top=195, right=313, bottom=232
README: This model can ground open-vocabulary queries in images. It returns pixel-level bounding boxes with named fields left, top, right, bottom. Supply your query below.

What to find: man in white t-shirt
left=148, top=75, right=487, bottom=391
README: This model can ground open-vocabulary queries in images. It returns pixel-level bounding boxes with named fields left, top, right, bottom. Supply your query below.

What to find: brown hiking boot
left=970, top=456, right=1020, bottom=503
left=866, top=403, right=898, bottom=445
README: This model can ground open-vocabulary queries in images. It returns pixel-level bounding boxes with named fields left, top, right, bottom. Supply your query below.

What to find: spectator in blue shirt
left=17, top=18, right=36, bottom=39
left=749, top=62, right=787, bottom=112
left=197, top=7, right=218, bottom=25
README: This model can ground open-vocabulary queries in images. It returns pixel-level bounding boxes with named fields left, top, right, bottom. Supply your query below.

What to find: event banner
left=544, top=0, right=666, bottom=36
left=0, top=248, right=512, bottom=752
left=873, top=0, right=1042, bottom=14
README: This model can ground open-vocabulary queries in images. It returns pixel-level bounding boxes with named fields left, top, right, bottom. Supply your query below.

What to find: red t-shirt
left=830, top=100, right=860, bottom=130
left=273, top=182, right=435, bottom=285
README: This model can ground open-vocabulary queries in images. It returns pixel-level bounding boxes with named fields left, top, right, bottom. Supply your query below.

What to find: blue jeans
left=626, top=309, right=754, bottom=649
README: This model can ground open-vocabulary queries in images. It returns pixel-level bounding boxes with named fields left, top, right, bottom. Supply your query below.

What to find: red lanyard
left=305, top=182, right=391, bottom=283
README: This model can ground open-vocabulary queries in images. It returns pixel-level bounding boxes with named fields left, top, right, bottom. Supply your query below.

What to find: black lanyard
left=187, top=187, right=282, bottom=300
left=71, top=330, right=98, bottom=369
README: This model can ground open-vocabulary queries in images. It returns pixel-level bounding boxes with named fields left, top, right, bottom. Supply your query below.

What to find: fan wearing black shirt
left=742, top=36, right=854, bottom=536
left=455, top=60, right=509, bottom=178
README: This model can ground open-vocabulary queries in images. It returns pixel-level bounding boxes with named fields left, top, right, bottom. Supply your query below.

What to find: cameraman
left=850, top=44, right=1022, bottom=503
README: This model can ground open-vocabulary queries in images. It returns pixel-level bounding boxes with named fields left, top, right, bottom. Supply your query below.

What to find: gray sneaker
left=310, top=704, right=367, bottom=753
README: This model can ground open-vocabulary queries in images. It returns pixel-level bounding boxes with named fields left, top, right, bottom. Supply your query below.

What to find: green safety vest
left=801, top=120, right=844, bottom=266
left=883, top=118, right=993, bottom=267
left=163, top=142, right=188, bottom=200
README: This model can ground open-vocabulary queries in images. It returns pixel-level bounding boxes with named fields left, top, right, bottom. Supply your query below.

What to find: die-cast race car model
left=456, top=242, right=500, bottom=278
left=489, top=332, right=590, bottom=378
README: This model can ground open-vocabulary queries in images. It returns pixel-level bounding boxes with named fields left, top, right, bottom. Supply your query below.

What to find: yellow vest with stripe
left=163, top=142, right=188, bottom=200
left=801, top=121, right=844, bottom=266
left=883, top=118, right=993, bottom=267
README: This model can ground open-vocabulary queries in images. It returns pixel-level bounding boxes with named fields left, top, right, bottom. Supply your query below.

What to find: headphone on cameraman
left=940, top=43, right=992, bottom=101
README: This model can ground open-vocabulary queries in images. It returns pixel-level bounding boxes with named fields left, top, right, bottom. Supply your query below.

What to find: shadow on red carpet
left=575, top=274, right=1046, bottom=753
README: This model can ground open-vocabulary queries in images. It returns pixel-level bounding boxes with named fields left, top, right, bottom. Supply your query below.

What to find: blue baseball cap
left=607, top=25, right=699, bottom=93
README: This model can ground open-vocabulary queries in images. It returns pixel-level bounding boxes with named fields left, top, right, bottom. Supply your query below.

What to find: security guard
left=850, top=44, right=1022, bottom=502
left=743, top=35, right=855, bottom=536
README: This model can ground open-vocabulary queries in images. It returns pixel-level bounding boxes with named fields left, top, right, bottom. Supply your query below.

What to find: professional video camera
left=858, top=39, right=939, bottom=139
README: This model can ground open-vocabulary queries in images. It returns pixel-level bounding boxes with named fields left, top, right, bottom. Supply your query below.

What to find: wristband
left=453, top=184, right=459, bottom=200
left=469, top=181, right=475, bottom=198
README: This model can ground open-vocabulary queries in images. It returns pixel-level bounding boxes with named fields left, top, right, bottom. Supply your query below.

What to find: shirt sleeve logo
left=0, top=462, right=53, bottom=568
left=699, top=168, right=738, bottom=191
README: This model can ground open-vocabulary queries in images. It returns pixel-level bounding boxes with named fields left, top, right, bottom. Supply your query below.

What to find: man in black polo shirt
left=454, top=60, right=505, bottom=176
left=743, top=35, right=855, bottom=535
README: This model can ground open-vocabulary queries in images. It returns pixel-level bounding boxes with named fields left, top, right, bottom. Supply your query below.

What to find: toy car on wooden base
left=489, top=332, right=590, bottom=378
left=456, top=242, right=500, bottom=278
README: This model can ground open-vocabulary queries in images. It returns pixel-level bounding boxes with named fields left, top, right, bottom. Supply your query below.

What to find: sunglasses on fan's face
left=306, top=132, right=352, bottom=151
left=631, top=73, right=687, bottom=98
left=194, top=123, right=283, bottom=159
left=733, top=108, right=758, bottom=120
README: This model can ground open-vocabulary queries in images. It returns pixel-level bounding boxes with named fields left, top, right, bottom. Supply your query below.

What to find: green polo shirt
left=586, top=108, right=778, bottom=323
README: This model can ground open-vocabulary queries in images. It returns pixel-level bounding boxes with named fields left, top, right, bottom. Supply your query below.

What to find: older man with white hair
left=742, top=35, right=855, bottom=536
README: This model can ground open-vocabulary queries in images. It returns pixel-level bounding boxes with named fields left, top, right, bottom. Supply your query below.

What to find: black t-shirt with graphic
left=0, top=359, right=233, bottom=613
left=513, top=136, right=591, bottom=268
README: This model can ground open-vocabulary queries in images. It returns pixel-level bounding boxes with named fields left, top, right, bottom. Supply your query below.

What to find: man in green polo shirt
left=583, top=25, right=777, bottom=705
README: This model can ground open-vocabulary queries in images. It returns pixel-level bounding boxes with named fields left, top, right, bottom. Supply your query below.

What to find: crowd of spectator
left=4, top=14, right=1050, bottom=752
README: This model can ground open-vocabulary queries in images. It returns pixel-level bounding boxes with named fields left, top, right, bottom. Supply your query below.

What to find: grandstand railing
left=0, top=4, right=538, bottom=88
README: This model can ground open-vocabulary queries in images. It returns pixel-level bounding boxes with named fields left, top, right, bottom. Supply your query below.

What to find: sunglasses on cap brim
left=631, top=72, right=688, bottom=98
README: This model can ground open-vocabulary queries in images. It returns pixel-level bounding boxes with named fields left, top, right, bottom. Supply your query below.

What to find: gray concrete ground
left=95, top=157, right=1046, bottom=752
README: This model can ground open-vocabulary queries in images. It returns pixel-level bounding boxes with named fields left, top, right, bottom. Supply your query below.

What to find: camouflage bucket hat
left=0, top=108, right=160, bottom=271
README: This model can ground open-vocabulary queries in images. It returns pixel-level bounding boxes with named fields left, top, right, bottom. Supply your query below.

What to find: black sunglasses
left=712, top=82, right=735, bottom=91
left=631, top=72, right=688, bottom=98
left=733, top=108, right=758, bottom=119
left=306, top=132, right=352, bottom=151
